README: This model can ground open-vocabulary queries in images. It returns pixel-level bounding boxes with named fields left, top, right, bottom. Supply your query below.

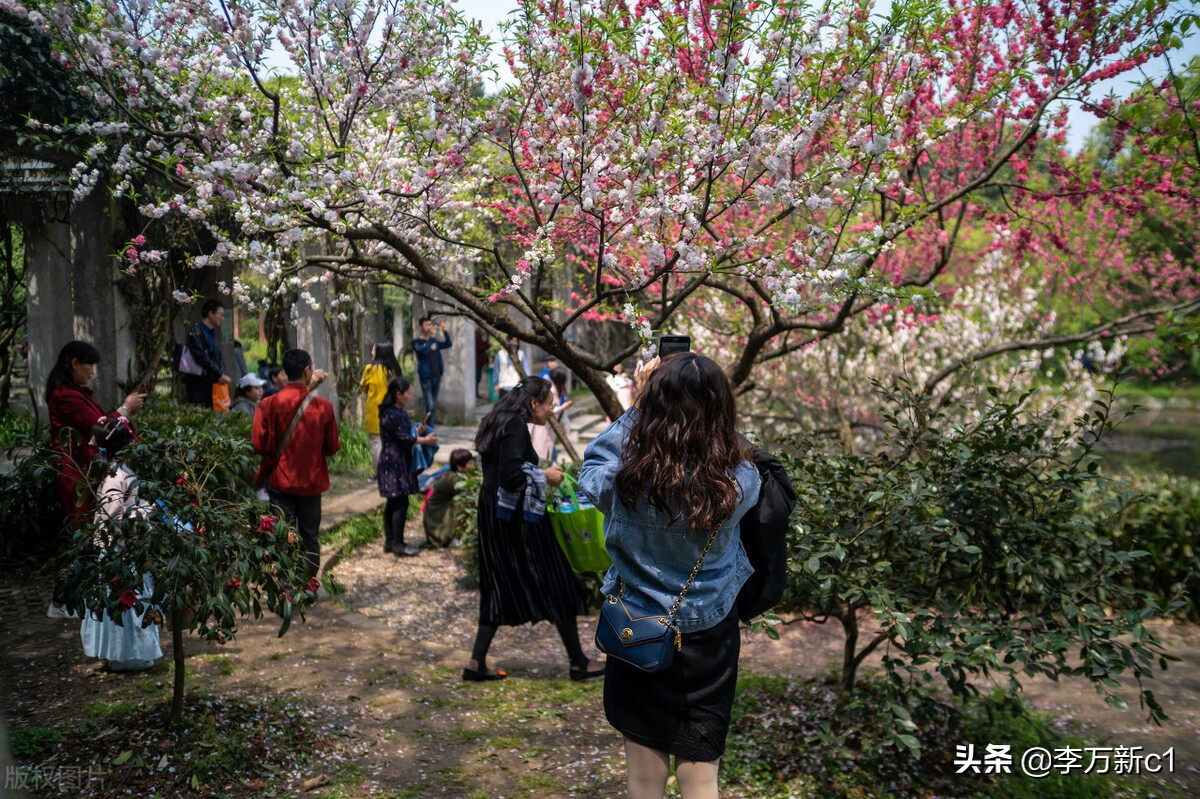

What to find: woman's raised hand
left=122, top=392, right=147, bottom=414
left=633, top=356, right=660, bottom=393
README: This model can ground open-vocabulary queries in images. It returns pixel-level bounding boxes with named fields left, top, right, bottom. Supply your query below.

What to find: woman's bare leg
left=675, top=758, right=720, bottom=799
left=624, top=737, right=670, bottom=799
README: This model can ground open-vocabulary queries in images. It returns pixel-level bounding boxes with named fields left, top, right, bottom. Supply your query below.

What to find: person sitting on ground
left=422, top=449, right=475, bottom=548
left=80, top=416, right=163, bottom=672
left=230, top=373, right=265, bottom=417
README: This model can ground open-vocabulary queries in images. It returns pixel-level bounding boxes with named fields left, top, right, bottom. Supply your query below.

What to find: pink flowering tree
left=6, top=0, right=1199, bottom=419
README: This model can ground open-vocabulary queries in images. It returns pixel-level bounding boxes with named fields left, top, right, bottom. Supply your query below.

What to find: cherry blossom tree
left=744, top=251, right=1126, bottom=445
left=6, top=0, right=1198, bottom=418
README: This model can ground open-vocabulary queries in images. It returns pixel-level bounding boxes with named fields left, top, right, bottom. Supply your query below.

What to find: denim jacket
left=578, top=409, right=761, bottom=633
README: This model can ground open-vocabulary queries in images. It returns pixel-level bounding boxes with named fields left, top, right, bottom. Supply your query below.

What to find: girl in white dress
left=79, top=417, right=163, bottom=672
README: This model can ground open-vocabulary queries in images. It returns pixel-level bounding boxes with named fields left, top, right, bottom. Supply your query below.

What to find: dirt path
left=3, top=542, right=1198, bottom=798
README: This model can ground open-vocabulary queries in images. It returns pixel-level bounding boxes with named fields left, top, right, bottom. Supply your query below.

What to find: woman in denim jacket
left=579, top=352, right=761, bottom=799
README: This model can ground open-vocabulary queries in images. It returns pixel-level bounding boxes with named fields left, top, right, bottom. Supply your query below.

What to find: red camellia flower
left=225, top=578, right=242, bottom=590
left=257, top=515, right=277, bottom=534
left=305, top=578, right=320, bottom=593
left=118, top=590, right=138, bottom=610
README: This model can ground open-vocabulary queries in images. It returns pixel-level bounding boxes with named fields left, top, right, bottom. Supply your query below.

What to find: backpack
left=736, top=443, right=796, bottom=622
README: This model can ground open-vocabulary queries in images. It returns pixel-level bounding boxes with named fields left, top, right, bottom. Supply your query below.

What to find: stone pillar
left=70, top=190, right=125, bottom=408
left=25, top=218, right=74, bottom=418
left=294, top=265, right=338, bottom=417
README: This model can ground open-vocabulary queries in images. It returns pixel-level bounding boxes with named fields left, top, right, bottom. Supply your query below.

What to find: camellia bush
left=56, top=421, right=321, bottom=725
left=781, top=379, right=1174, bottom=755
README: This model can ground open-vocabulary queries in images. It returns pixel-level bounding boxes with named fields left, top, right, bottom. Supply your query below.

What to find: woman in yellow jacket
left=360, top=342, right=402, bottom=476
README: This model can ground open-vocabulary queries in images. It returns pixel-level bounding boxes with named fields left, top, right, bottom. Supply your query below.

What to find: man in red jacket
left=252, top=349, right=340, bottom=578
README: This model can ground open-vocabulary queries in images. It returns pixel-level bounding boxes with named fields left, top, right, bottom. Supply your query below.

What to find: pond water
left=1096, top=407, right=1200, bottom=478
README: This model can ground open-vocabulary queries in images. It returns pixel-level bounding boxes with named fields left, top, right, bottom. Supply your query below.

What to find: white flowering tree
left=6, top=0, right=1199, bottom=418
left=730, top=251, right=1127, bottom=444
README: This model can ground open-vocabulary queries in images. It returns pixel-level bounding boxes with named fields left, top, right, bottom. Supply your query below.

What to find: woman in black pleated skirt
left=463, top=375, right=605, bottom=683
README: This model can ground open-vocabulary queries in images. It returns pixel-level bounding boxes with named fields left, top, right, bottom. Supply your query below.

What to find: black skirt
left=603, top=607, right=740, bottom=762
left=476, top=488, right=584, bottom=627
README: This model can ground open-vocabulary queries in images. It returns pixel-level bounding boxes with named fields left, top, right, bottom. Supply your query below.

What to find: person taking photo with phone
left=413, top=316, right=452, bottom=427
left=579, top=352, right=761, bottom=799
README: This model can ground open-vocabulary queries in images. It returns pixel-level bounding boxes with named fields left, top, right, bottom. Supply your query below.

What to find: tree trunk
left=837, top=607, right=859, bottom=706
left=169, top=609, right=186, bottom=725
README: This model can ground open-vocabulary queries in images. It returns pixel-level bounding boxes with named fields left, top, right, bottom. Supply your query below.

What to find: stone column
left=293, top=265, right=338, bottom=417
left=70, top=190, right=125, bottom=408
left=25, top=218, right=74, bottom=418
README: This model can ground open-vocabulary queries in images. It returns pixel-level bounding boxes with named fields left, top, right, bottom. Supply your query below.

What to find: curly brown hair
left=614, top=353, right=751, bottom=531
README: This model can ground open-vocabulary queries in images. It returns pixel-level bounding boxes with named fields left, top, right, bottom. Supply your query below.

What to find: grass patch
left=320, top=508, right=383, bottom=556
left=190, top=653, right=236, bottom=675
left=8, top=727, right=65, bottom=758
left=517, top=771, right=562, bottom=791
left=83, top=699, right=141, bottom=720
left=330, top=422, right=372, bottom=476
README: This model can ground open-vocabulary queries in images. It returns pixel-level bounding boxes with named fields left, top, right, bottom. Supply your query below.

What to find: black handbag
left=594, top=525, right=721, bottom=673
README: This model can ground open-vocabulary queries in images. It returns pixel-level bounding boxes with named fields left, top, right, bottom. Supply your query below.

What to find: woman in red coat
left=45, top=341, right=145, bottom=618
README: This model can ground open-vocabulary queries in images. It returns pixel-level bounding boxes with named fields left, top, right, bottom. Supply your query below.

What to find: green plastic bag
left=548, top=474, right=611, bottom=574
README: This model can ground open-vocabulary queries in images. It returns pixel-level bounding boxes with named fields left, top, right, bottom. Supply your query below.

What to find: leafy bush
left=1087, top=470, right=1200, bottom=620
left=0, top=410, right=31, bottom=449
left=782, top=381, right=1171, bottom=756
left=57, top=423, right=320, bottom=724
left=329, top=421, right=371, bottom=476
left=727, top=677, right=1134, bottom=799
left=0, top=435, right=59, bottom=558
left=453, top=469, right=482, bottom=589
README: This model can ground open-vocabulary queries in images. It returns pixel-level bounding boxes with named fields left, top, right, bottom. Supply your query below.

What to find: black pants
left=384, top=495, right=412, bottom=550
left=183, top=376, right=213, bottom=407
left=267, top=489, right=322, bottom=578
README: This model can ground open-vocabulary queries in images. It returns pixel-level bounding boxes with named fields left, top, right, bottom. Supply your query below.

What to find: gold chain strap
left=666, top=525, right=721, bottom=620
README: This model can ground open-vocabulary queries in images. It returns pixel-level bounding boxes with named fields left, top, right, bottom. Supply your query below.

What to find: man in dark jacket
left=412, top=316, right=452, bottom=426
left=184, top=299, right=230, bottom=406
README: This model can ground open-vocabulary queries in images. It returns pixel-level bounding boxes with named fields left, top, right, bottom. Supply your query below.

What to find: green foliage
left=1086, top=470, right=1200, bottom=620
left=0, top=409, right=30, bottom=448
left=55, top=421, right=320, bottom=722
left=8, top=726, right=65, bottom=758
left=0, top=9, right=94, bottom=132
left=330, top=421, right=372, bottom=476
left=320, top=507, right=383, bottom=556
left=727, top=676, right=1139, bottom=799
left=453, top=468, right=482, bottom=589
left=0, top=431, right=60, bottom=557
left=782, top=381, right=1171, bottom=756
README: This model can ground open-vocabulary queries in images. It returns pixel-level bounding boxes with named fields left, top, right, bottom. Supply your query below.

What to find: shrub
left=1088, top=470, right=1200, bottom=620
left=57, top=423, right=320, bottom=724
left=453, top=469, right=483, bottom=589
left=781, top=381, right=1171, bottom=756
left=329, top=421, right=371, bottom=476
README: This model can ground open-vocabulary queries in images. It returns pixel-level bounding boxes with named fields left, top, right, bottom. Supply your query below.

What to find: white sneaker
left=46, top=603, right=79, bottom=619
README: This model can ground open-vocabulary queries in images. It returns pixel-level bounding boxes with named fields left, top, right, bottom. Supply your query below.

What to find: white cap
left=238, top=373, right=266, bottom=389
